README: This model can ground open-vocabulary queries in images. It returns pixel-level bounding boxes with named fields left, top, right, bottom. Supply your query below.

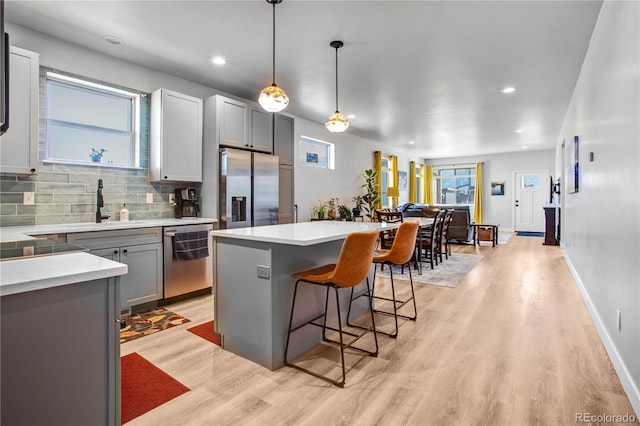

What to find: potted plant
left=352, top=195, right=364, bottom=217
left=313, top=200, right=328, bottom=220
left=327, top=197, right=338, bottom=219
left=338, top=204, right=352, bottom=221
left=89, top=148, right=107, bottom=163
left=361, top=169, right=380, bottom=221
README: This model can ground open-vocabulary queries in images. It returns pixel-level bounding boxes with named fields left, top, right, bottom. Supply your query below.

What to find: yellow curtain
left=389, top=155, right=398, bottom=208
left=424, top=165, right=434, bottom=205
left=374, top=151, right=382, bottom=211
left=409, top=161, right=416, bottom=203
left=473, top=162, right=483, bottom=224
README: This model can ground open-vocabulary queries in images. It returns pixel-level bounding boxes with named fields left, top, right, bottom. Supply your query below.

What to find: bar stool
left=284, top=230, right=379, bottom=388
left=349, top=221, right=419, bottom=338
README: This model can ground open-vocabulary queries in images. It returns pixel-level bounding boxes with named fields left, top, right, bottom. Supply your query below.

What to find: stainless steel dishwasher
left=163, top=223, right=213, bottom=298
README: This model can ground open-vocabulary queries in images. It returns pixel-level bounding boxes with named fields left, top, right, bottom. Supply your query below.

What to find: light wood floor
left=122, top=235, right=638, bottom=426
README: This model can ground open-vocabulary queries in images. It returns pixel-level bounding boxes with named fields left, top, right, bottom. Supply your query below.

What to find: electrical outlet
left=257, top=265, right=271, bottom=279
left=169, top=193, right=176, bottom=204
left=23, top=192, right=35, bottom=205
left=617, top=310, right=622, bottom=331
left=146, top=193, right=154, bottom=203
left=22, top=246, right=34, bottom=256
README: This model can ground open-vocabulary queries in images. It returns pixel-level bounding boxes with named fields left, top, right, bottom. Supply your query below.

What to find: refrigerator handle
left=294, top=204, right=298, bottom=223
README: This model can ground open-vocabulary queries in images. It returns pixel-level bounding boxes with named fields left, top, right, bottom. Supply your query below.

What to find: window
left=432, top=165, right=476, bottom=206
left=380, top=154, right=392, bottom=208
left=45, top=72, right=140, bottom=167
left=300, top=136, right=334, bottom=169
left=415, top=168, right=423, bottom=204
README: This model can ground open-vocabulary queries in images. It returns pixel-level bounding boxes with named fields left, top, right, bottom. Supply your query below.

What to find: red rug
left=187, top=320, right=222, bottom=346
left=121, top=352, right=190, bottom=424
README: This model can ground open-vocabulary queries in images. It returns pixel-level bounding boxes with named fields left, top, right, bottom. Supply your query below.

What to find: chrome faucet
left=96, top=179, right=110, bottom=223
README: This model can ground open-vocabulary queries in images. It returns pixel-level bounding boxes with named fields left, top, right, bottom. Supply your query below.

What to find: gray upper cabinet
left=150, top=89, right=203, bottom=182
left=274, top=114, right=294, bottom=166
left=0, top=47, right=39, bottom=175
left=250, top=106, right=273, bottom=153
left=206, top=95, right=272, bottom=153
left=217, top=96, right=249, bottom=149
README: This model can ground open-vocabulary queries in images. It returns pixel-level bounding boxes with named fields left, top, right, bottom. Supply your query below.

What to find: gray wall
left=556, top=0, right=639, bottom=416
left=426, top=149, right=555, bottom=230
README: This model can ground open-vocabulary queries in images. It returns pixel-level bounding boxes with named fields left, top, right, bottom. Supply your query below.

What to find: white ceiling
left=5, top=0, right=603, bottom=159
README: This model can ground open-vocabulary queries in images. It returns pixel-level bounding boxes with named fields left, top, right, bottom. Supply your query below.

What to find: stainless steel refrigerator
left=219, top=147, right=279, bottom=229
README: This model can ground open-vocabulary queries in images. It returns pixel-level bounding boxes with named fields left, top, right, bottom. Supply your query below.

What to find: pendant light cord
left=272, top=1, right=276, bottom=85
left=335, top=46, right=339, bottom=112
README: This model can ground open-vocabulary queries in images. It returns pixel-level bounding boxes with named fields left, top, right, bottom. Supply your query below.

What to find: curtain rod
left=426, top=162, right=484, bottom=167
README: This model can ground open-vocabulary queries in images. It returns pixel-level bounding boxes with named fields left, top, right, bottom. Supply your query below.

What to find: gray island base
left=212, top=221, right=393, bottom=370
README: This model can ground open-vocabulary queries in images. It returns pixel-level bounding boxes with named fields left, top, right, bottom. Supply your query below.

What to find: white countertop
left=210, top=218, right=432, bottom=246
left=0, top=252, right=128, bottom=296
left=0, top=217, right=217, bottom=296
left=0, top=217, right=218, bottom=241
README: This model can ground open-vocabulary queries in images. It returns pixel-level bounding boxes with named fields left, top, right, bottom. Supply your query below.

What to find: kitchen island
left=211, top=220, right=395, bottom=370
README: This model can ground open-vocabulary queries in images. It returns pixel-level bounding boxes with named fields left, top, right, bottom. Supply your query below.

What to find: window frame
left=432, top=164, right=476, bottom=207
left=44, top=71, right=141, bottom=168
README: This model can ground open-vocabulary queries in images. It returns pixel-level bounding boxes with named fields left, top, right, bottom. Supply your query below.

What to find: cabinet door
left=119, top=243, right=163, bottom=308
left=249, top=107, right=273, bottom=153
left=150, top=89, right=203, bottom=182
left=278, top=165, right=295, bottom=224
left=218, top=96, right=248, bottom=148
left=274, top=114, right=294, bottom=166
left=0, top=47, right=39, bottom=174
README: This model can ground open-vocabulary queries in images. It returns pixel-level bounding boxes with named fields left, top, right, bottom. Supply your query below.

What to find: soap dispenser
left=120, top=204, right=130, bottom=221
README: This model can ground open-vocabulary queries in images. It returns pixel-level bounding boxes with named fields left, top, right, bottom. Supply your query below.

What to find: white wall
left=556, top=0, right=639, bottom=416
left=292, top=114, right=415, bottom=221
left=426, top=150, right=555, bottom=230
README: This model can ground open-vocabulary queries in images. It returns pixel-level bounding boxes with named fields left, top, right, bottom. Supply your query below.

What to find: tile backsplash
left=0, top=68, right=201, bottom=227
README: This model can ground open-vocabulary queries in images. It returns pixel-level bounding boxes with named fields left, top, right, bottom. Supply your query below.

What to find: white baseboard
left=564, top=253, right=640, bottom=418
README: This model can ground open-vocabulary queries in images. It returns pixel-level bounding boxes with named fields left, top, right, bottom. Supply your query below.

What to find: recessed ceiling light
left=522, top=145, right=529, bottom=149
left=211, top=56, right=226, bottom=65
left=347, top=114, right=356, bottom=119
left=516, top=129, right=524, bottom=133
left=502, top=87, right=516, bottom=94
left=104, top=35, right=123, bottom=45
left=408, top=141, right=415, bottom=145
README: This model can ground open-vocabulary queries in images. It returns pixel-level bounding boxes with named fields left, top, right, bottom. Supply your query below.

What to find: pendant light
left=325, top=40, right=349, bottom=132
left=259, top=0, right=289, bottom=112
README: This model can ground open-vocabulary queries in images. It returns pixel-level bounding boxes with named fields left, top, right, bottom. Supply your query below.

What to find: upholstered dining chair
left=349, top=221, right=419, bottom=338
left=375, top=209, right=404, bottom=266
left=284, top=230, right=379, bottom=388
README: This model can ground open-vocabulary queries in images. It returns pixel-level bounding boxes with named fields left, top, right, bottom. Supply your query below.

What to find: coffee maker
left=174, top=187, right=200, bottom=218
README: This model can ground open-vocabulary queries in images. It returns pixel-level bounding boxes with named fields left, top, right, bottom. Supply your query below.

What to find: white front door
left=514, top=171, right=549, bottom=233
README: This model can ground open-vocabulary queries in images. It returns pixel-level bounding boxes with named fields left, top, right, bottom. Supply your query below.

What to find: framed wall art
left=491, top=181, right=505, bottom=196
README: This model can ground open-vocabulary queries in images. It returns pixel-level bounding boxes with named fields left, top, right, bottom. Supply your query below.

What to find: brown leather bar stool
left=349, top=221, right=419, bottom=338
left=284, top=230, right=379, bottom=388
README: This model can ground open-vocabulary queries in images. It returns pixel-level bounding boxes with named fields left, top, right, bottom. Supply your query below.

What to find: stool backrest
left=386, top=221, right=419, bottom=265
left=330, top=230, right=379, bottom=287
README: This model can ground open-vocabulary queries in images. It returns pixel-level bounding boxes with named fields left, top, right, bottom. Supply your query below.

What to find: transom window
left=300, top=136, right=334, bottom=169
left=432, top=165, right=476, bottom=206
left=45, top=72, right=140, bottom=167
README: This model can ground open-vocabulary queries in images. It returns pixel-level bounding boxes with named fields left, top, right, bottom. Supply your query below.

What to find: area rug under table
left=121, top=352, right=190, bottom=424
left=375, top=253, right=483, bottom=288
left=120, top=307, right=190, bottom=344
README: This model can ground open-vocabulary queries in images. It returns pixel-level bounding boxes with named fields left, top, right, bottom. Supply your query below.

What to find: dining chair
left=349, top=221, right=419, bottom=338
left=441, top=209, right=454, bottom=260
left=416, top=209, right=446, bottom=269
left=284, top=230, right=379, bottom=388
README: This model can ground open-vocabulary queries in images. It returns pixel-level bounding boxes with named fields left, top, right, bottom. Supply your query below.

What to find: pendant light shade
left=326, top=40, right=348, bottom=132
left=259, top=0, right=288, bottom=112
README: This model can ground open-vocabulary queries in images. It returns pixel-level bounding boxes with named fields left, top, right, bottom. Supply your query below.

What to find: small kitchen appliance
left=174, top=187, right=200, bottom=218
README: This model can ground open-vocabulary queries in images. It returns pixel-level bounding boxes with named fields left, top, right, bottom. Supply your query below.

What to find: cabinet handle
left=30, top=168, right=36, bottom=173
left=113, top=250, right=118, bottom=255
left=122, top=249, right=128, bottom=254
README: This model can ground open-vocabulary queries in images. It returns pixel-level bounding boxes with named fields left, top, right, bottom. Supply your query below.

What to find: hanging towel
left=173, top=231, right=209, bottom=261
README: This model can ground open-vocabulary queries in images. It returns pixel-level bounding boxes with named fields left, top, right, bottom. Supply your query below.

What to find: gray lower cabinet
left=68, top=227, right=163, bottom=310
left=1, top=277, right=120, bottom=426
left=93, top=243, right=163, bottom=309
